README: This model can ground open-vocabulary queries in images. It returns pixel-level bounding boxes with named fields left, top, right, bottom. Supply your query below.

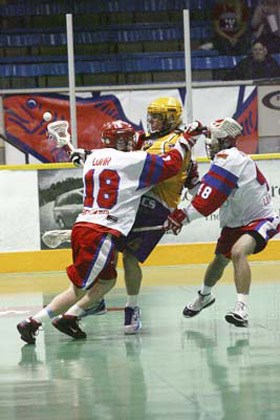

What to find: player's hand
left=135, top=130, right=146, bottom=150
left=137, top=130, right=154, bottom=151
left=185, top=160, right=200, bottom=190
left=163, top=209, right=188, bottom=235
left=70, top=148, right=87, bottom=167
left=179, top=121, right=206, bottom=151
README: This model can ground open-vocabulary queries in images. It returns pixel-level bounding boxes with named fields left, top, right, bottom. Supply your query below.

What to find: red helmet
left=101, top=120, right=136, bottom=151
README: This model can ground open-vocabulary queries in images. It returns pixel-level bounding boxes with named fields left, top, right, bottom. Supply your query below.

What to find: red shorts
left=216, top=217, right=280, bottom=259
left=66, top=223, right=119, bottom=290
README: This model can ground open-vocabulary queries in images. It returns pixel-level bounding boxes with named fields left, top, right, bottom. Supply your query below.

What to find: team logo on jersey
left=162, top=155, right=171, bottom=161
left=216, top=152, right=229, bottom=159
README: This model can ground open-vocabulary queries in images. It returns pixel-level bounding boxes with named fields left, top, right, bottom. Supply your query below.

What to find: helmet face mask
left=205, top=118, right=243, bottom=159
left=147, top=97, right=182, bottom=136
left=101, top=120, right=136, bottom=151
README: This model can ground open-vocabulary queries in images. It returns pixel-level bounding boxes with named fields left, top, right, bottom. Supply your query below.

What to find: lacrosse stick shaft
left=132, top=225, right=164, bottom=232
left=65, top=140, right=75, bottom=152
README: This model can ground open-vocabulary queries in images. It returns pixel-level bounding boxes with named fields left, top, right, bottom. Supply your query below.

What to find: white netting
left=47, top=120, right=71, bottom=147
left=42, top=230, right=71, bottom=248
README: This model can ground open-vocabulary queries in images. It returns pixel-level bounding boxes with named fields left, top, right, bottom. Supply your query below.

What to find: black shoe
left=17, top=317, right=41, bottom=345
left=124, top=306, right=142, bottom=335
left=52, top=315, right=87, bottom=339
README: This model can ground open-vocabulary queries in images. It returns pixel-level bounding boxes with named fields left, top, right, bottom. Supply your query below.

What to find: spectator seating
left=0, top=23, right=212, bottom=48
left=0, top=0, right=261, bottom=87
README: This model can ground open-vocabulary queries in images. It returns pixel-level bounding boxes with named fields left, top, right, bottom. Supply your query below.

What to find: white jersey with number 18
left=76, top=146, right=184, bottom=235
left=191, top=147, right=276, bottom=228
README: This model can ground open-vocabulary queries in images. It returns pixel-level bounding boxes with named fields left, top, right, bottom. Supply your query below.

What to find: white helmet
left=206, top=117, right=243, bottom=159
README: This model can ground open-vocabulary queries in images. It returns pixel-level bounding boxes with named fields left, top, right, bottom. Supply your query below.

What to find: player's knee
left=231, top=246, right=246, bottom=261
left=214, top=254, right=230, bottom=268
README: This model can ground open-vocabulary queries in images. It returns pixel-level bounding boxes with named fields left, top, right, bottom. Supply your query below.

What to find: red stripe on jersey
left=207, top=168, right=236, bottom=189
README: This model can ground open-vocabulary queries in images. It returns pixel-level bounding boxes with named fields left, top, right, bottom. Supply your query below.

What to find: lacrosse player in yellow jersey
left=114, top=97, right=206, bottom=334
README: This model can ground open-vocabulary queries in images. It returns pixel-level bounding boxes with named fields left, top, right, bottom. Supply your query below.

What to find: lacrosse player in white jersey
left=164, top=117, right=280, bottom=327
left=17, top=119, right=197, bottom=344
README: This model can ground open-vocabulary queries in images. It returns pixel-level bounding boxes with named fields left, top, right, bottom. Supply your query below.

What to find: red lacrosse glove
left=136, top=130, right=154, bottom=151
left=135, top=130, right=146, bottom=150
left=180, top=121, right=206, bottom=151
left=163, top=209, right=189, bottom=235
left=184, top=160, right=200, bottom=190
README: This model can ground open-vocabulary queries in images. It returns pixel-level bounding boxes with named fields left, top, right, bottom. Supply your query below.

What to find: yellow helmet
left=147, top=97, right=182, bottom=136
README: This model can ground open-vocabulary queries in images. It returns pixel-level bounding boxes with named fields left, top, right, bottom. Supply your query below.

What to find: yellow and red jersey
left=140, top=131, right=191, bottom=210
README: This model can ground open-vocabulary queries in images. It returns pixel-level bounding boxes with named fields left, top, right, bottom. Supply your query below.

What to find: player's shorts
left=216, top=216, right=280, bottom=258
left=115, top=195, right=170, bottom=263
left=66, top=223, right=118, bottom=290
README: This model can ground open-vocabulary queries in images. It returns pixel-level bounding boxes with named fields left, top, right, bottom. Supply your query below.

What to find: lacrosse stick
left=42, top=230, right=71, bottom=248
left=47, top=120, right=85, bottom=167
left=42, top=225, right=165, bottom=249
left=47, top=120, right=74, bottom=151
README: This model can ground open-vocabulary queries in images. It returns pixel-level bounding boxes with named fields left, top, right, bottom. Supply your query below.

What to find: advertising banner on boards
left=3, top=85, right=258, bottom=164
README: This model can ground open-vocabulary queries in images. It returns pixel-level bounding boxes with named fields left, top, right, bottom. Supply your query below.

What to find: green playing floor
left=0, top=262, right=280, bottom=420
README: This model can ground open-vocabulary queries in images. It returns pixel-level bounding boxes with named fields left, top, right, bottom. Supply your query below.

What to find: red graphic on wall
left=4, top=94, right=140, bottom=163
left=235, top=88, right=258, bottom=154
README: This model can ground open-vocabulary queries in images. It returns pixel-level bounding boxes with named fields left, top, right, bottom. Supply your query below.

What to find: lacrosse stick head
left=205, top=117, right=243, bottom=159
left=42, top=230, right=71, bottom=248
left=47, top=120, right=71, bottom=148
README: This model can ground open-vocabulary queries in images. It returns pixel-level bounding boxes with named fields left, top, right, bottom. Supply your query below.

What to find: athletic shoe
left=225, top=301, right=248, bottom=327
left=183, top=291, right=215, bottom=318
left=79, top=299, right=107, bottom=318
left=124, top=306, right=142, bottom=335
left=52, top=315, right=87, bottom=339
left=17, top=317, right=41, bottom=345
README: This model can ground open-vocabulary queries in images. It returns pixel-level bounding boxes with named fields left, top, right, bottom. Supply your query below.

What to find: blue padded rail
left=5, top=49, right=279, bottom=77
left=0, top=52, right=261, bottom=77
left=4, top=51, right=278, bottom=77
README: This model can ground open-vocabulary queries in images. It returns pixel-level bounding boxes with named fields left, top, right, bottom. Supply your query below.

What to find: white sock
left=126, top=295, right=138, bottom=308
left=65, top=304, right=84, bottom=317
left=33, top=307, right=55, bottom=324
left=237, top=293, right=248, bottom=306
left=200, top=285, right=212, bottom=296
